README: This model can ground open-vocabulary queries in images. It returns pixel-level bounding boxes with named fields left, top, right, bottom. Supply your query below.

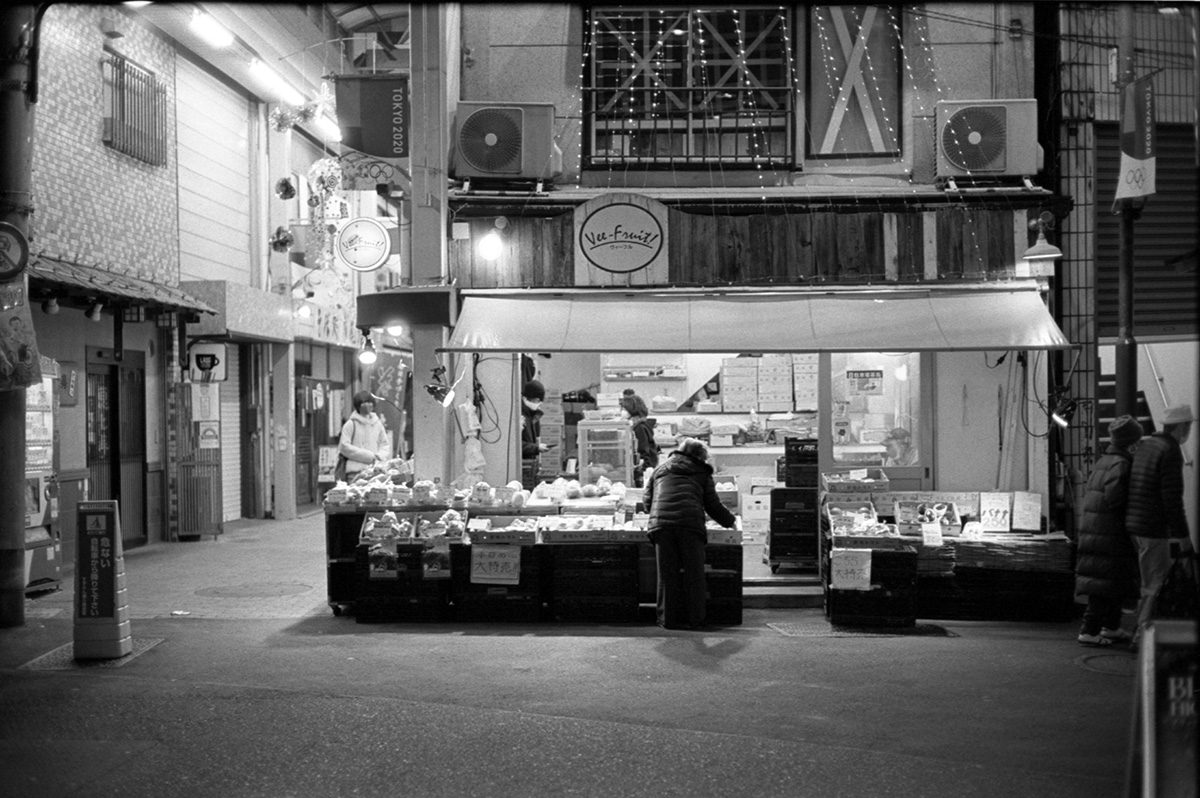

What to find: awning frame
left=440, top=280, right=1072, bottom=354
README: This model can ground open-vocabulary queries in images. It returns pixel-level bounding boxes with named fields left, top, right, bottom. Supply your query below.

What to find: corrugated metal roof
left=28, top=257, right=217, bottom=314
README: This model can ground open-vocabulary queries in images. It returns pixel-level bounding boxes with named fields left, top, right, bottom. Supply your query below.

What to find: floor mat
left=767, top=619, right=958, bottom=638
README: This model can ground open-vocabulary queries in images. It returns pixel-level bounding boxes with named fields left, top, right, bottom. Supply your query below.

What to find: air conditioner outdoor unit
left=452, top=101, right=562, bottom=181
left=935, top=99, right=1041, bottom=179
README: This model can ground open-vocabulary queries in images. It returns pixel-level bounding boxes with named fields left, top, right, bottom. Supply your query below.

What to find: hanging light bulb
left=385, top=324, right=404, bottom=337
left=86, top=301, right=104, bottom=322
left=41, top=297, right=59, bottom=315
left=357, top=336, right=377, bottom=365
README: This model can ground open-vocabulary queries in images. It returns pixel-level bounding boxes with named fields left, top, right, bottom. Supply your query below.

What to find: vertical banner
left=335, top=75, right=410, bottom=159
left=1114, top=75, right=1156, bottom=204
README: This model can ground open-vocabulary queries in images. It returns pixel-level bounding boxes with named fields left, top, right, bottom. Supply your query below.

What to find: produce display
left=825, top=503, right=879, bottom=534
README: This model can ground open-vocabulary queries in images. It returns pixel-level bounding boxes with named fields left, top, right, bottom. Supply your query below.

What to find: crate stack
left=451, top=544, right=549, bottom=622
left=756, top=355, right=793, bottom=412
left=549, top=544, right=640, bottom=622
left=825, top=546, right=919, bottom=627
left=704, top=544, right=744, bottom=625
left=354, top=542, right=454, bottom=623
left=720, top=358, right=758, bottom=412
left=538, top=386, right=564, bottom=479
left=764, top=437, right=820, bottom=571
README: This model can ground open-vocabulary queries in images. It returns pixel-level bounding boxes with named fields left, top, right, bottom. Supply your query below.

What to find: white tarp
left=441, top=283, right=1070, bottom=353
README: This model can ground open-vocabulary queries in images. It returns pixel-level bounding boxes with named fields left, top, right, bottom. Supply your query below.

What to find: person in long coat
left=1074, top=415, right=1143, bottom=646
left=642, top=438, right=736, bottom=630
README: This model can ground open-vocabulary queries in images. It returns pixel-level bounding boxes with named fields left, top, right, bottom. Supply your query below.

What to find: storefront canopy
left=441, top=282, right=1070, bottom=353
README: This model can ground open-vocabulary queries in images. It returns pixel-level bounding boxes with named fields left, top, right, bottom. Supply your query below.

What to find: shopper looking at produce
left=1126, top=402, right=1195, bottom=648
left=621, top=390, right=660, bottom=486
left=521, top=380, right=549, bottom=460
left=642, top=437, right=737, bottom=630
left=1074, top=415, right=1143, bottom=647
left=339, top=390, right=391, bottom=480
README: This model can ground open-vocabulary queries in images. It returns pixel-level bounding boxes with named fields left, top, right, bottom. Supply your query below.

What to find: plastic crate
left=454, top=594, right=547, bottom=622
left=552, top=595, right=639, bottom=623
left=355, top=595, right=453, bottom=624
left=705, top=544, right=744, bottom=572
left=705, top=598, right=743, bottom=626
left=552, top=568, right=639, bottom=598
left=549, top=543, right=640, bottom=570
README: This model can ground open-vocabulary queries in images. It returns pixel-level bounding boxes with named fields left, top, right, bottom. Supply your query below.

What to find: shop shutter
left=1095, top=123, right=1198, bottom=339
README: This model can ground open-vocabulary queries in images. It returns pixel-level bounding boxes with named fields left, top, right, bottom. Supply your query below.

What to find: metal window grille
left=102, top=53, right=168, bottom=166
left=585, top=7, right=794, bottom=168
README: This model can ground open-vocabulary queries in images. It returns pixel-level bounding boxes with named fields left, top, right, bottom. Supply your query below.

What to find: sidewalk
left=2, top=512, right=1139, bottom=798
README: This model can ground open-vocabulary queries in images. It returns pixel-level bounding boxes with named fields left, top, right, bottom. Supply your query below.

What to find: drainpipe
left=0, top=5, right=39, bottom=628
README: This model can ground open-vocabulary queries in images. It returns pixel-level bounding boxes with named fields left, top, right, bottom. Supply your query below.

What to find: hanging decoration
left=274, top=177, right=296, bottom=200
left=269, top=226, right=294, bottom=253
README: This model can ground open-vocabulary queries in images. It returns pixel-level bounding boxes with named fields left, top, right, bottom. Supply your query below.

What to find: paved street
left=1, top=512, right=1139, bottom=798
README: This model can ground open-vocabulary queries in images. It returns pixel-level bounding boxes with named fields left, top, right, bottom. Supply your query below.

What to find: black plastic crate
left=768, top=532, right=818, bottom=559
left=549, top=544, right=640, bottom=570
left=355, top=595, right=453, bottom=624
left=827, top=586, right=916, bottom=626
left=770, top=488, right=820, bottom=513
left=454, top=593, right=547, bottom=622
left=705, top=544, right=744, bottom=572
left=327, top=560, right=357, bottom=605
left=705, top=571, right=743, bottom=599
left=705, top=598, right=743, bottom=626
left=553, top=568, right=638, bottom=598
left=326, top=511, right=366, bottom=559
left=783, top=437, right=819, bottom=464
left=552, top=595, right=639, bottom=623
left=451, top=544, right=547, bottom=597
left=782, top=466, right=820, bottom=488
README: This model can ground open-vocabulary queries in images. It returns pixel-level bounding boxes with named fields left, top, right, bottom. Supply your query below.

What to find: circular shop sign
left=0, top=222, right=31, bottom=281
left=578, top=202, right=664, bottom=274
left=335, top=217, right=392, bottom=272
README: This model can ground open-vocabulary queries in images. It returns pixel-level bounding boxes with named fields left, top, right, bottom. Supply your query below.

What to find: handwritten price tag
left=921, top=523, right=944, bottom=547
left=830, top=549, right=872, bottom=591
left=470, top=545, right=521, bottom=585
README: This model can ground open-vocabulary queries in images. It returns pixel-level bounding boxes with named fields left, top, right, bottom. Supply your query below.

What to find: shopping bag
left=1153, top=551, right=1200, bottom=620
left=333, top=454, right=348, bottom=483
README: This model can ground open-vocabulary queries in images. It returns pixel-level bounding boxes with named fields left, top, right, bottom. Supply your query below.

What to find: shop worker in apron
left=339, top=390, right=390, bottom=479
left=642, top=438, right=736, bottom=630
left=521, top=380, right=549, bottom=460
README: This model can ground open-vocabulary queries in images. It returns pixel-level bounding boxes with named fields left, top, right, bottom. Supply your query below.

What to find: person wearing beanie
left=1126, top=402, right=1195, bottom=647
left=620, top=391, right=659, bottom=486
left=338, top=390, right=391, bottom=480
left=520, top=380, right=548, bottom=461
left=1074, top=415, right=1144, bottom=646
left=641, top=437, right=737, bottom=630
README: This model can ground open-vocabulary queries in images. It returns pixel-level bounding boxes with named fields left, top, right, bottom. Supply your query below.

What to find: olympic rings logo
left=1124, top=168, right=1147, bottom=189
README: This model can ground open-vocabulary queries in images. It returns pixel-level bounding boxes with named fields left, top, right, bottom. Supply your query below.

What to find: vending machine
left=24, top=356, right=60, bottom=594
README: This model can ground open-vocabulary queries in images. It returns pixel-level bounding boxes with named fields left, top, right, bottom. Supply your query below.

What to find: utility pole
left=0, top=5, right=40, bottom=628
left=1114, top=3, right=1138, bottom=418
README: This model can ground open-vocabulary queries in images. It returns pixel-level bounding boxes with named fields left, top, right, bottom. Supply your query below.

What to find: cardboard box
left=822, top=469, right=890, bottom=493
left=706, top=528, right=741, bottom=545
left=824, top=500, right=879, bottom=534
left=895, top=501, right=963, bottom=537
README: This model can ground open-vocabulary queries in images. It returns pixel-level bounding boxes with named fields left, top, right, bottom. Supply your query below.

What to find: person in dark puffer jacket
left=1074, top=415, right=1143, bottom=647
left=1126, top=403, right=1194, bottom=647
left=642, top=438, right=737, bottom=630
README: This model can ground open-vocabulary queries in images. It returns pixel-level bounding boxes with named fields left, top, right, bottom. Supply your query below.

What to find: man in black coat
left=642, top=438, right=736, bottom=630
left=1126, top=402, right=1194, bottom=647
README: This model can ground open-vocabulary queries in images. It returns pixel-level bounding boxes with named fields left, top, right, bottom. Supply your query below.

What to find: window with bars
left=101, top=51, right=168, bottom=166
left=586, top=6, right=794, bottom=168
left=584, top=5, right=902, bottom=169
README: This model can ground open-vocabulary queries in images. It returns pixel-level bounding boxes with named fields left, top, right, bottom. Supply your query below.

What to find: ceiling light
left=478, top=230, right=503, bottom=261
left=190, top=10, right=234, bottom=48
left=249, top=59, right=304, bottom=106
left=385, top=324, right=404, bottom=336
left=1023, top=212, right=1063, bottom=263
left=86, top=301, right=104, bottom=322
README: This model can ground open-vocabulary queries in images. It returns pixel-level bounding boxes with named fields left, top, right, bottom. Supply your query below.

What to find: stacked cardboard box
left=756, top=355, right=793, bottom=412
left=720, top=358, right=758, bottom=412
left=792, top=353, right=818, bottom=411
left=538, top=387, right=564, bottom=475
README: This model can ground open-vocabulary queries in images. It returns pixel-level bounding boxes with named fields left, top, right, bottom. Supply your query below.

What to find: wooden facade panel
left=449, top=207, right=1022, bottom=286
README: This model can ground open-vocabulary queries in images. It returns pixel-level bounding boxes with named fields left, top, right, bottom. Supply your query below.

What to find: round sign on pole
left=334, top=217, right=394, bottom=272
left=0, top=222, right=30, bottom=282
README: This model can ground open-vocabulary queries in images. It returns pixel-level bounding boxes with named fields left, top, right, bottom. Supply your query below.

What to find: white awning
left=441, top=282, right=1070, bottom=353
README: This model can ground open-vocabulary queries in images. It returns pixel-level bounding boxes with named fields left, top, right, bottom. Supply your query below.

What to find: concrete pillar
left=270, top=341, right=297, bottom=519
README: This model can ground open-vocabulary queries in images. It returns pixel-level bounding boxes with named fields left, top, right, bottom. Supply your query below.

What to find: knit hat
left=884, top=427, right=911, bottom=443
left=521, top=380, right=546, bottom=402
left=1107, top=415, right=1144, bottom=449
left=677, top=437, right=709, bottom=463
left=1162, top=403, right=1194, bottom=425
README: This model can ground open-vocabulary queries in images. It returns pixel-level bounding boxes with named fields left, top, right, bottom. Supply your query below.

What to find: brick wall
left=32, top=5, right=179, bottom=285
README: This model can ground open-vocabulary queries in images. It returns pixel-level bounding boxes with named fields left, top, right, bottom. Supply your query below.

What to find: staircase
left=1095, top=372, right=1156, bottom=445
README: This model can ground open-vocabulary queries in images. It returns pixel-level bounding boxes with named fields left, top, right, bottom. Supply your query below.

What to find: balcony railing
left=585, top=86, right=793, bottom=169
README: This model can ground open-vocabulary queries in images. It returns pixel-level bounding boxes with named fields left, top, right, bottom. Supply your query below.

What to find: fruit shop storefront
left=327, top=279, right=1080, bottom=626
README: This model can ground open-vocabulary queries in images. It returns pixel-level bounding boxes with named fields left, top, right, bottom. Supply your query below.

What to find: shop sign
left=335, top=75, right=409, bottom=159
left=845, top=370, right=883, bottom=395
left=188, top=342, right=227, bottom=382
left=574, top=193, right=669, bottom=285
left=335, top=217, right=397, bottom=273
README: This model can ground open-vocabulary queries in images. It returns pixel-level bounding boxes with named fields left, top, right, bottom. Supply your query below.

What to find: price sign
left=830, top=548, right=872, bottom=591
left=960, top=522, right=985, bottom=541
left=470, top=544, right=522, bottom=585
left=1012, top=491, right=1042, bottom=531
left=979, top=492, right=1012, bottom=532
left=921, top=523, right=945, bottom=547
